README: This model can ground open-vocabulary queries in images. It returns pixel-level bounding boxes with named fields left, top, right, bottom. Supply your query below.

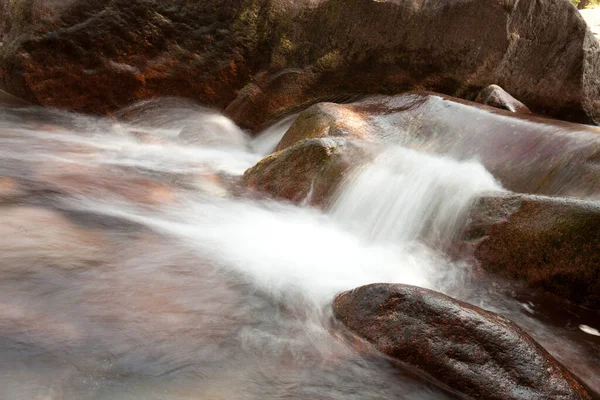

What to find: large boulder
left=0, top=0, right=254, bottom=115
left=275, top=93, right=600, bottom=199
left=461, top=193, right=600, bottom=309
left=242, top=137, right=370, bottom=207
left=1, top=0, right=600, bottom=127
left=333, top=283, right=599, bottom=400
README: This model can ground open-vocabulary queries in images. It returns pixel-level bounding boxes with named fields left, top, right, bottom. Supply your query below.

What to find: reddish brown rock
left=275, top=93, right=600, bottom=198
left=333, top=283, right=599, bottom=400
left=274, top=102, right=374, bottom=152
left=461, top=193, right=600, bottom=309
left=242, top=138, right=370, bottom=207
left=1, top=0, right=600, bottom=127
left=475, top=84, right=532, bottom=114
left=0, top=0, right=252, bottom=115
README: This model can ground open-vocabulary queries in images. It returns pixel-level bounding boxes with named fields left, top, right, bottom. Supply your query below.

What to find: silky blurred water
left=0, top=100, right=597, bottom=399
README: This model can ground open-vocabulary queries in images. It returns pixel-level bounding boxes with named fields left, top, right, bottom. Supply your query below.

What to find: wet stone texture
left=242, top=137, right=371, bottom=207
left=271, top=92, right=600, bottom=199
left=461, top=193, right=600, bottom=309
left=333, top=283, right=600, bottom=400
left=1, top=0, right=600, bottom=128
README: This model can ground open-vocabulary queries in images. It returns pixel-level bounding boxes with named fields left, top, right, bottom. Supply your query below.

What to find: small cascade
left=251, top=114, right=299, bottom=155
left=329, top=146, right=502, bottom=245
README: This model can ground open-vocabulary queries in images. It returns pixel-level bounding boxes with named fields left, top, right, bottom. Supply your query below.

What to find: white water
left=330, top=147, right=501, bottom=244
left=0, top=101, right=598, bottom=399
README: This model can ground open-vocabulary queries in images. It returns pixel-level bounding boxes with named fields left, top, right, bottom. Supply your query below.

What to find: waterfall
left=330, top=146, right=502, bottom=244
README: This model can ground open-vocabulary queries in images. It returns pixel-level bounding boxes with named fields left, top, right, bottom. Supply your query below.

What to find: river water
left=0, top=99, right=598, bottom=399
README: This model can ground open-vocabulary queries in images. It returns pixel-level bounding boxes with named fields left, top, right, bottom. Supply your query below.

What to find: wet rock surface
left=274, top=92, right=600, bottom=198
left=462, top=193, right=600, bottom=309
left=243, top=137, right=370, bottom=207
left=1, top=0, right=600, bottom=127
left=333, top=283, right=599, bottom=400
left=475, top=84, right=532, bottom=114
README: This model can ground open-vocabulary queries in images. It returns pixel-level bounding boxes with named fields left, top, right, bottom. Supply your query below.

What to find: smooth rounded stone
left=275, top=92, right=600, bottom=199
left=461, top=193, right=600, bottom=309
left=273, top=102, right=375, bottom=153
left=333, top=283, right=600, bottom=400
left=242, top=137, right=371, bottom=207
left=1, top=0, right=599, bottom=127
left=475, top=84, right=532, bottom=114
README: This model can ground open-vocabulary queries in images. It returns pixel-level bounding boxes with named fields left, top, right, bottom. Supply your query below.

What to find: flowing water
left=0, top=99, right=598, bottom=399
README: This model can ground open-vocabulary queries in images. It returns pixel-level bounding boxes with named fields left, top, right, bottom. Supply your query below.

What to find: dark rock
left=275, top=92, right=600, bottom=199
left=333, top=283, right=599, bottom=400
left=0, top=0, right=252, bottom=115
left=461, top=193, right=600, bottom=309
left=242, top=137, right=370, bottom=207
left=475, top=84, right=532, bottom=114
left=1, top=0, right=600, bottom=127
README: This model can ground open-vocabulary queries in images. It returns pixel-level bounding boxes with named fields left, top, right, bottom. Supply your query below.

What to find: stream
left=0, top=99, right=598, bottom=399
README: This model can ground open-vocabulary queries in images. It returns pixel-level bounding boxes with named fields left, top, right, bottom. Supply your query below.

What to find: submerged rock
left=242, top=138, right=369, bottom=207
left=0, top=177, right=25, bottom=203
left=333, top=283, right=599, bottom=400
left=1, top=0, right=600, bottom=126
left=275, top=93, right=600, bottom=199
left=0, top=206, right=107, bottom=270
left=462, top=193, right=600, bottom=309
left=475, top=84, right=532, bottom=114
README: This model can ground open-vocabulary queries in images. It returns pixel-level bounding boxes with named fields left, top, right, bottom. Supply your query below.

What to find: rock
left=0, top=0, right=251, bottom=115
left=1, top=0, right=600, bottom=127
left=242, top=138, right=369, bottom=207
left=274, top=102, right=374, bottom=152
left=275, top=92, right=600, bottom=199
left=333, top=283, right=599, bottom=400
left=461, top=193, right=600, bottom=309
left=475, top=84, right=532, bottom=114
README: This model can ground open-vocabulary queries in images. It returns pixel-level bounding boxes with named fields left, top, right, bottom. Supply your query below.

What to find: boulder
left=1, top=0, right=600, bottom=127
left=475, top=84, right=532, bottom=114
left=242, top=137, right=369, bottom=207
left=274, top=102, right=375, bottom=152
left=275, top=93, right=600, bottom=199
left=333, top=283, right=599, bottom=400
left=461, top=193, right=600, bottom=309
left=0, top=0, right=253, bottom=115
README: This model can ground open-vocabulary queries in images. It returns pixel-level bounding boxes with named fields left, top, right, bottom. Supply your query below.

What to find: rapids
left=0, top=99, right=598, bottom=399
